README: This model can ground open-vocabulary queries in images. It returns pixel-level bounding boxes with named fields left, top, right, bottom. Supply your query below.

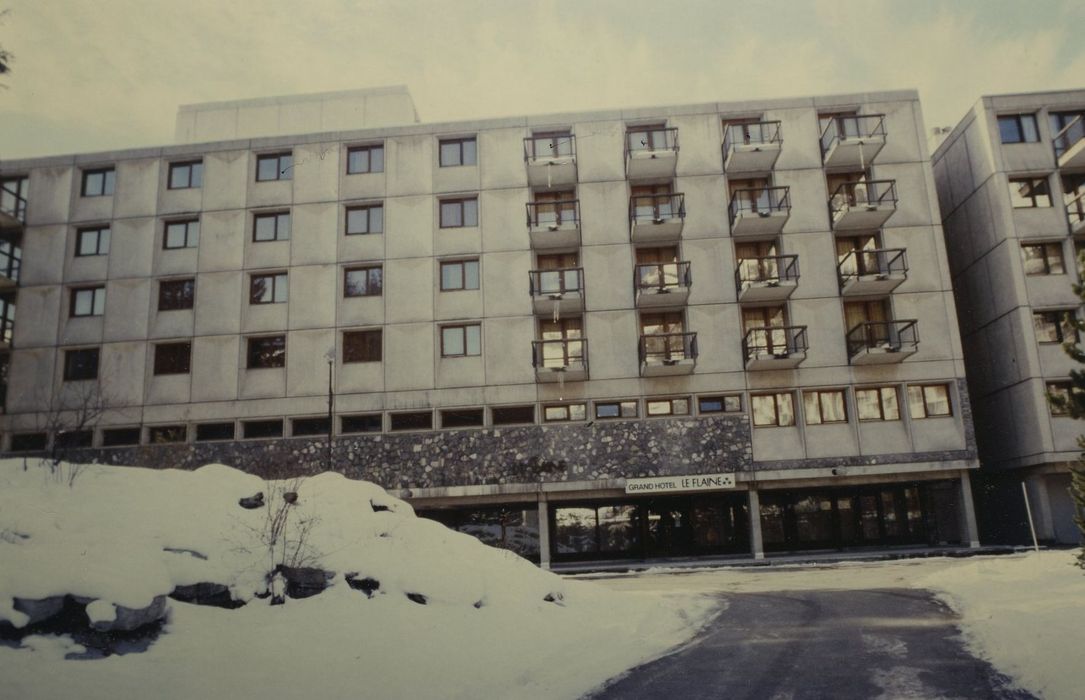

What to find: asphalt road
left=589, top=588, right=1035, bottom=699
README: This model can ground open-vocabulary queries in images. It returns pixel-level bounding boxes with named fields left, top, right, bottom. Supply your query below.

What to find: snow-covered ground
left=0, top=460, right=715, bottom=700
left=590, top=550, right=1085, bottom=699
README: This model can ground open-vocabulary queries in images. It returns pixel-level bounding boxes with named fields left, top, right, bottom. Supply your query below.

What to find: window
left=907, top=384, right=952, bottom=419
left=153, top=342, right=191, bottom=375
left=998, top=114, right=1039, bottom=144
left=390, top=411, right=433, bottom=431
left=243, top=420, right=284, bottom=439
left=247, top=336, right=286, bottom=368
left=441, top=408, right=484, bottom=429
left=341, top=414, right=382, bottom=433
left=543, top=403, right=586, bottom=422
left=250, top=273, right=288, bottom=304
left=802, top=389, right=848, bottom=425
left=63, top=348, right=100, bottom=381
left=646, top=397, right=690, bottom=417
left=70, top=286, right=106, bottom=317
left=751, top=392, right=795, bottom=427
left=343, top=330, right=381, bottom=363
left=1008, top=177, right=1051, bottom=208
left=51, top=430, right=92, bottom=449
left=1021, top=243, right=1065, bottom=275
left=256, top=152, right=292, bottom=181
left=595, top=400, right=639, bottom=419
left=149, top=425, right=186, bottom=443
left=76, top=226, right=110, bottom=256
left=855, top=386, right=901, bottom=421
left=439, top=137, right=477, bottom=167
left=164, top=219, right=200, bottom=249
left=168, top=160, right=203, bottom=189
left=492, top=405, right=535, bottom=425
left=293, top=417, right=331, bottom=436
left=1047, top=382, right=1075, bottom=416
left=158, top=278, right=195, bottom=311
left=440, top=259, right=479, bottom=291
left=346, top=204, right=384, bottom=235
left=196, top=422, right=236, bottom=441
left=1033, top=310, right=1077, bottom=343
left=439, top=197, right=479, bottom=228
left=81, top=168, right=115, bottom=197
left=253, top=211, right=290, bottom=241
left=698, top=395, right=742, bottom=414
left=10, top=433, right=47, bottom=452
left=344, top=266, right=383, bottom=297
left=347, top=145, right=384, bottom=174
left=102, top=428, right=141, bottom=447
left=441, top=324, right=481, bottom=357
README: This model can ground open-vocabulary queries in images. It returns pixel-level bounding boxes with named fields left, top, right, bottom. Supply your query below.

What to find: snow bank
left=918, top=551, right=1085, bottom=700
left=0, top=459, right=715, bottom=699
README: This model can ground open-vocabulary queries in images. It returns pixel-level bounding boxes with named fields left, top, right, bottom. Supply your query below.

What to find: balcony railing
left=0, top=296, right=13, bottom=347
left=1054, top=115, right=1085, bottom=164
left=639, top=331, right=697, bottom=364
left=1067, top=191, right=1085, bottom=233
left=728, top=186, right=791, bottom=222
left=846, top=320, right=919, bottom=363
left=734, top=254, right=799, bottom=290
left=530, top=267, right=583, bottom=297
left=820, top=114, right=886, bottom=157
left=524, top=134, right=576, bottom=161
left=629, top=193, right=686, bottom=224
left=0, top=180, right=27, bottom=226
left=828, top=179, right=898, bottom=229
left=524, top=134, right=577, bottom=187
left=742, top=325, right=808, bottom=364
left=722, top=121, right=783, bottom=173
left=634, top=261, right=691, bottom=293
left=532, top=338, right=588, bottom=379
left=837, top=248, right=907, bottom=290
left=0, top=239, right=21, bottom=286
left=626, top=127, right=679, bottom=155
left=526, top=199, right=580, bottom=229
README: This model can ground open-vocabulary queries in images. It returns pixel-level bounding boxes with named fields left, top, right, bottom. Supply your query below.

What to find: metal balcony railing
left=820, top=114, right=886, bottom=156
left=524, top=134, right=576, bottom=161
left=634, top=261, right=691, bottom=294
left=742, top=325, right=808, bottom=360
left=639, top=331, right=697, bottom=364
left=532, top=338, right=587, bottom=370
left=846, top=320, right=919, bottom=358
left=1054, top=115, right=1084, bottom=160
left=727, top=186, right=791, bottom=223
left=526, top=199, right=580, bottom=229
left=828, top=179, right=898, bottom=216
left=734, top=254, right=799, bottom=290
left=0, top=180, right=27, bottom=225
left=629, top=193, right=686, bottom=224
left=626, top=126, right=679, bottom=155
left=529, top=267, right=583, bottom=297
left=723, top=121, right=782, bottom=154
left=0, top=240, right=21, bottom=284
left=837, top=248, right=908, bottom=285
left=0, top=296, right=13, bottom=345
left=1066, top=190, right=1085, bottom=229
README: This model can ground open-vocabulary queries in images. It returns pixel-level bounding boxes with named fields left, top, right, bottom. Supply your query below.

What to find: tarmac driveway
left=588, top=588, right=1034, bottom=699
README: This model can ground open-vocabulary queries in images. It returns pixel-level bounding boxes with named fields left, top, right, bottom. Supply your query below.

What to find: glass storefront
left=417, top=504, right=541, bottom=562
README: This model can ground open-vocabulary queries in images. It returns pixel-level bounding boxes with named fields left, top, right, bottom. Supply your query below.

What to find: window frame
left=998, top=114, right=1040, bottom=144
left=440, top=408, right=485, bottom=429
left=292, top=417, right=332, bottom=437
left=344, top=265, right=383, bottom=298
left=345, top=203, right=384, bottom=235
left=439, top=259, right=480, bottom=291
left=543, top=403, right=587, bottom=423
left=343, top=329, right=382, bottom=363
left=440, top=323, right=482, bottom=358
left=148, top=425, right=187, bottom=444
left=802, top=389, right=849, bottom=426
left=256, top=152, right=292, bottom=182
left=63, top=347, right=100, bottom=381
left=1046, top=381, right=1076, bottom=416
left=645, top=397, right=691, bottom=417
left=75, top=225, right=111, bottom=257
left=70, top=285, right=106, bottom=317
left=247, top=335, right=286, bottom=369
left=855, top=386, right=901, bottom=422
left=438, top=137, right=477, bottom=167
left=1021, top=242, right=1066, bottom=276
left=346, top=144, right=385, bottom=174
left=158, top=278, right=195, bottom=311
left=594, top=400, right=639, bottom=420
left=491, top=405, right=535, bottom=425
left=389, top=411, right=433, bottom=432
left=167, top=160, right=204, bottom=190
left=195, top=422, right=236, bottom=442
left=249, top=272, right=289, bottom=305
left=751, top=392, right=796, bottom=427
left=439, top=197, right=479, bottom=228
left=1033, top=309, right=1078, bottom=344
left=341, top=413, right=383, bottom=434
left=907, top=384, right=953, bottom=419
left=252, top=211, right=291, bottom=242
left=163, top=218, right=200, bottom=250
left=242, top=419, right=284, bottom=439
left=1008, top=176, right=1052, bottom=208
left=153, top=341, right=192, bottom=375
left=81, top=167, right=115, bottom=197
left=697, top=394, right=742, bottom=414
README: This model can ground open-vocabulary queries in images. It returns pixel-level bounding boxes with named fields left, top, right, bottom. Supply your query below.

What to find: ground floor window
left=417, top=505, right=540, bottom=562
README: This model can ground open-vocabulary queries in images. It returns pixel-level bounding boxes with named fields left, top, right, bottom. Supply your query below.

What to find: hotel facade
left=0, top=87, right=980, bottom=566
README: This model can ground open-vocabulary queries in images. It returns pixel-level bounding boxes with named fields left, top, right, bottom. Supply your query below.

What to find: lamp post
left=324, top=347, right=335, bottom=473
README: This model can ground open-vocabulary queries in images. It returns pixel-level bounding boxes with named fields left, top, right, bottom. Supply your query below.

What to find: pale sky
left=1, top=0, right=1083, bottom=159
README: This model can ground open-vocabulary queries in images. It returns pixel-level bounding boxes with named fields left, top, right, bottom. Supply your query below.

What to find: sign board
left=624, top=473, right=736, bottom=494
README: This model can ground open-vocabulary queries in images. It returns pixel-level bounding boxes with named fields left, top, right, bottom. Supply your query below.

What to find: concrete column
left=748, top=488, right=765, bottom=560
left=1024, top=474, right=1055, bottom=541
left=958, top=470, right=981, bottom=548
left=537, top=497, right=551, bottom=570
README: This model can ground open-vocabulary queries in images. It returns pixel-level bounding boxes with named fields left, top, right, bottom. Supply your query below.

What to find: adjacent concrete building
left=932, top=90, right=1085, bottom=545
left=0, top=87, right=979, bottom=566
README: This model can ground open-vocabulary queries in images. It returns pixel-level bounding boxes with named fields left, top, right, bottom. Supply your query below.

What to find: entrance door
left=644, top=499, right=693, bottom=557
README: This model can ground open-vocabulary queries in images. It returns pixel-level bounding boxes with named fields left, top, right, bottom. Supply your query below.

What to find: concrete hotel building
left=932, top=90, right=1085, bottom=545
left=0, top=86, right=979, bottom=566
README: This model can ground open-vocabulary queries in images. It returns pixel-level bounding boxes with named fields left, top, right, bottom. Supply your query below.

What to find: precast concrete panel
left=481, top=250, right=532, bottom=318
left=578, top=181, right=628, bottom=246
left=237, top=105, right=279, bottom=140
left=337, top=356, right=385, bottom=395
left=26, top=167, right=73, bottom=226
left=385, top=258, right=434, bottom=323
left=146, top=372, right=191, bottom=406
left=340, top=168, right=386, bottom=202
left=582, top=244, right=633, bottom=312
left=434, top=225, right=482, bottom=258
left=70, top=189, right=113, bottom=224
left=103, top=278, right=150, bottom=342
left=11, top=287, right=61, bottom=347
left=683, top=238, right=729, bottom=305
left=872, top=100, right=924, bottom=165
left=583, top=310, right=639, bottom=380
left=479, top=128, right=529, bottom=191
left=290, top=203, right=338, bottom=266
left=575, top=120, right=624, bottom=183
left=857, top=420, right=911, bottom=456
left=436, top=355, right=484, bottom=389
left=241, top=296, right=288, bottom=334
left=6, top=348, right=56, bottom=412
left=789, top=298, right=848, bottom=368
left=778, top=169, right=831, bottom=233
left=479, top=188, right=529, bottom=253
left=672, top=114, right=723, bottom=177
left=288, top=264, right=336, bottom=330
left=803, top=422, right=858, bottom=459
left=19, top=225, right=67, bottom=286
left=197, top=210, right=246, bottom=272
left=384, top=195, right=433, bottom=259
left=435, top=287, right=483, bottom=322
left=384, top=322, right=436, bottom=391
left=108, top=218, right=155, bottom=279
left=751, top=424, right=805, bottom=461
left=679, top=174, right=727, bottom=240
left=149, top=306, right=194, bottom=340
left=65, top=236, right=109, bottom=284
left=247, top=176, right=292, bottom=210
left=154, top=241, right=199, bottom=278
left=872, top=162, right=934, bottom=228
left=114, top=159, right=160, bottom=219
left=60, top=315, right=104, bottom=347
left=338, top=292, right=385, bottom=328
left=203, top=150, right=248, bottom=211
left=158, top=176, right=203, bottom=217
left=240, top=365, right=286, bottom=399
left=293, top=142, right=340, bottom=204
left=194, top=271, right=243, bottom=335
left=481, top=316, right=534, bottom=386
left=771, top=108, right=823, bottom=172
left=784, top=232, right=838, bottom=300
left=387, top=136, right=432, bottom=197
left=286, top=329, right=335, bottom=397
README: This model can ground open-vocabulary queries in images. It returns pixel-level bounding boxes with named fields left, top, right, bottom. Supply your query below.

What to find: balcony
left=1054, top=115, right=1085, bottom=170
left=529, top=267, right=584, bottom=316
left=0, top=238, right=20, bottom=290
left=639, top=332, right=697, bottom=376
left=625, top=127, right=679, bottom=179
left=742, top=326, right=808, bottom=370
left=0, top=295, right=13, bottom=350
left=629, top=193, right=685, bottom=243
left=524, top=134, right=577, bottom=188
left=838, top=248, right=908, bottom=296
left=0, top=180, right=27, bottom=230
left=532, top=339, right=588, bottom=382
left=1067, top=191, right=1085, bottom=235
left=735, top=255, right=799, bottom=302
left=526, top=200, right=581, bottom=249
left=634, top=261, right=691, bottom=308
left=820, top=114, right=886, bottom=170
left=846, top=320, right=918, bottom=365
left=829, top=180, right=897, bottom=231
left=722, top=121, right=782, bottom=174
left=728, top=186, right=791, bottom=237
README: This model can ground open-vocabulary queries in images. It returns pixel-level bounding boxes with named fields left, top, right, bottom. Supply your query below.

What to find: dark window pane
left=154, top=343, right=191, bottom=375
left=293, top=417, right=331, bottom=436
left=55, top=430, right=93, bottom=448
left=341, top=414, right=382, bottom=433
left=158, top=279, right=195, bottom=311
left=441, top=409, right=484, bottom=428
left=243, top=420, right=283, bottom=439
left=64, top=348, right=100, bottom=381
left=492, top=405, right=534, bottom=425
left=195, top=422, right=235, bottom=441
left=10, top=433, right=47, bottom=451
left=343, top=330, right=381, bottom=362
left=102, top=427, right=142, bottom=446
left=149, top=425, right=186, bottom=443
left=390, top=412, right=432, bottom=431
left=248, top=336, right=286, bottom=368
